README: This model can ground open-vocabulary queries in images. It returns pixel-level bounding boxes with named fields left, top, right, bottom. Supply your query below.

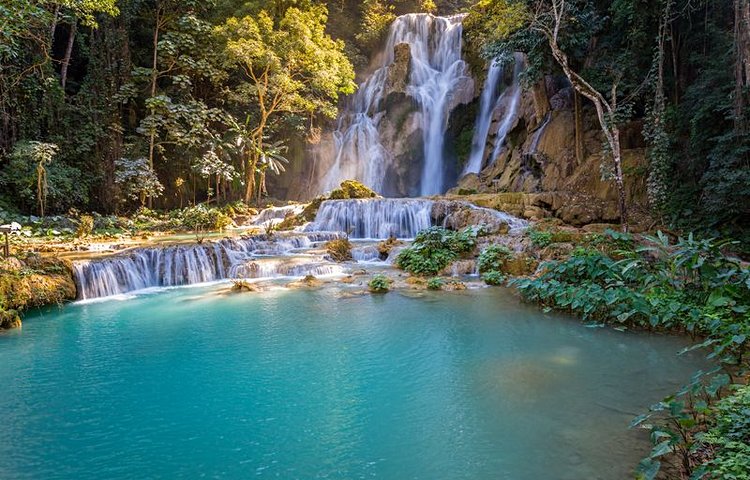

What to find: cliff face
left=449, top=79, right=649, bottom=226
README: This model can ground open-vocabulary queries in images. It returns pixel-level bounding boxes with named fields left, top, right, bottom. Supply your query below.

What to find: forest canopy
left=1, top=0, right=748, bottom=242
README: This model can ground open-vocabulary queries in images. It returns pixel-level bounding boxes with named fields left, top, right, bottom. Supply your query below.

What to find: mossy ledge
left=0, top=255, right=77, bottom=330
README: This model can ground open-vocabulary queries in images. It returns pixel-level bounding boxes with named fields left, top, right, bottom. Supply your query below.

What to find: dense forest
left=1, top=0, right=748, bottom=241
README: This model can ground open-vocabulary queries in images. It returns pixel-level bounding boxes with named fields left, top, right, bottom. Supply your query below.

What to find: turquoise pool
left=0, top=286, right=706, bottom=479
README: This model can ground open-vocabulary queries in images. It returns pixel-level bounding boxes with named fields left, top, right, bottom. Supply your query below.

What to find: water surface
left=0, top=287, right=705, bottom=479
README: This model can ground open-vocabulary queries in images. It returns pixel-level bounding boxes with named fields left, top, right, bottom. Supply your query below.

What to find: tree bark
left=574, top=91, right=583, bottom=164
left=60, top=19, right=77, bottom=90
left=735, top=0, right=750, bottom=130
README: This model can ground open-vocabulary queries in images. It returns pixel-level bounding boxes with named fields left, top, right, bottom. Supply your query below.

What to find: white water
left=249, top=204, right=305, bottom=228
left=463, top=61, right=503, bottom=175
left=72, top=232, right=343, bottom=300
left=529, top=112, right=552, bottom=154
left=307, top=198, right=435, bottom=239
left=321, top=14, right=471, bottom=196
left=489, top=54, right=524, bottom=165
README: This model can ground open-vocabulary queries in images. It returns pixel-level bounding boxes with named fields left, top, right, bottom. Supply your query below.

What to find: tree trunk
left=735, top=0, right=750, bottom=129
left=531, top=79, right=550, bottom=123
left=60, top=20, right=77, bottom=90
left=537, top=5, right=629, bottom=231
left=147, top=6, right=162, bottom=208
left=50, top=4, right=61, bottom=42
left=574, top=91, right=584, bottom=164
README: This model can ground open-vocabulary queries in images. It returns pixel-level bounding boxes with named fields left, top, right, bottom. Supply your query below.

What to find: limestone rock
left=386, top=43, right=411, bottom=94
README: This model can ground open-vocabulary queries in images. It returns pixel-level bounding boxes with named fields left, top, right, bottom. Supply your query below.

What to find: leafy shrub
left=481, top=271, right=506, bottom=286
left=477, top=244, right=512, bottom=273
left=325, top=238, right=352, bottom=262
left=368, top=274, right=390, bottom=293
left=396, top=226, right=478, bottom=276
left=427, top=277, right=444, bottom=290
left=181, top=205, right=233, bottom=231
left=695, top=385, right=750, bottom=479
left=528, top=228, right=553, bottom=248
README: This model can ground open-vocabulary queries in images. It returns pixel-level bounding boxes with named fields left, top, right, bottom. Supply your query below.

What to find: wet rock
left=439, top=259, right=477, bottom=276
left=287, top=275, right=325, bottom=289
left=230, top=280, right=260, bottom=293
left=443, top=280, right=467, bottom=291
left=500, top=254, right=539, bottom=277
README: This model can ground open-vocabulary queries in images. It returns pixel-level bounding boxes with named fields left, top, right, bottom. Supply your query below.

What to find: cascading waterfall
left=306, top=198, right=434, bottom=239
left=321, top=14, right=471, bottom=196
left=489, top=54, right=524, bottom=165
left=463, top=61, right=503, bottom=175
left=528, top=112, right=552, bottom=154
left=72, top=232, right=343, bottom=300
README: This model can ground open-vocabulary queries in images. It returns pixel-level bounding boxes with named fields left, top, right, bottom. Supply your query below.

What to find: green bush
left=396, top=226, right=478, bottom=276
left=368, top=274, right=390, bottom=293
left=696, top=385, right=750, bottom=479
left=528, top=228, right=553, bottom=248
left=481, top=271, right=506, bottom=286
left=180, top=205, right=233, bottom=231
left=477, top=244, right=512, bottom=273
left=427, top=277, right=444, bottom=290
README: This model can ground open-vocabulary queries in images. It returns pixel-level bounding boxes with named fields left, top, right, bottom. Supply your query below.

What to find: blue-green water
left=0, top=286, right=705, bottom=479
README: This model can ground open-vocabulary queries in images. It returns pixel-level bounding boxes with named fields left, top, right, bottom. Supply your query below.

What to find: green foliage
left=528, top=228, right=553, bottom=248
left=368, top=274, right=390, bottom=293
left=114, top=158, right=165, bottom=207
left=355, top=0, right=396, bottom=50
left=180, top=204, right=233, bottom=232
left=426, top=277, right=444, bottom=290
left=395, top=226, right=478, bottom=276
left=477, top=244, right=511, bottom=273
left=694, top=385, right=750, bottom=480
left=481, top=270, right=506, bottom=286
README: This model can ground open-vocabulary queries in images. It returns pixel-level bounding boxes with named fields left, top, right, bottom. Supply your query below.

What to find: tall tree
left=217, top=5, right=355, bottom=203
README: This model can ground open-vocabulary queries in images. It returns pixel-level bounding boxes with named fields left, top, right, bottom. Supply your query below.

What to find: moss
left=377, top=237, right=402, bottom=259
left=0, top=256, right=76, bottom=314
left=329, top=180, right=379, bottom=200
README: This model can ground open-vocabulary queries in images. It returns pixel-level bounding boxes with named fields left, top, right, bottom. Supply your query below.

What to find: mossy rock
left=325, top=238, right=353, bottom=262
left=329, top=180, right=378, bottom=200
left=500, top=254, right=539, bottom=277
left=0, top=309, right=21, bottom=329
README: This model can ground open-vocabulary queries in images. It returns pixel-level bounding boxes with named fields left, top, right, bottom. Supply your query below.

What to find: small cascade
left=489, top=54, right=524, bottom=165
left=72, top=232, right=342, bottom=300
left=250, top=205, right=305, bottom=228
left=528, top=112, right=552, bottom=154
left=306, top=199, right=434, bottom=239
left=463, top=61, right=503, bottom=175
left=351, top=245, right=382, bottom=263
left=321, top=14, right=471, bottom=196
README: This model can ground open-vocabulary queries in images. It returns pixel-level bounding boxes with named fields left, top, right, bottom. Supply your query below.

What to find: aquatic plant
left=368, top=274, right=390, bottom=293
left=426, top=277, right=444, bottom=290
left=477, top=244, right=512, bottom=273
left=481, top=271, right=506, bottom=286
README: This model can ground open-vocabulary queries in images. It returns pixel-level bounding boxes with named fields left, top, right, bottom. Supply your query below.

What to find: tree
left=217, top=5, right=355, bottom=203
left=8, top=141, right=58, bottom=217
left=529, top=0, right=630, bottom=231
left=114, top=157, right=164, bottom=207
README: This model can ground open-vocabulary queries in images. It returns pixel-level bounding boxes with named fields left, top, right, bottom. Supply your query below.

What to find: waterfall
left=463, top=61, right=503, bottom=175
left=528, top=112, right=552, bottom=154
left=249, top=204, right=305, bottom=228
left=321, top=14, right=471, bottom=196
left=306, top=198, right=434, bottom=239
left=488, top=54, right=524, bottom=165
left=72, top=232, right=343, bottom=300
